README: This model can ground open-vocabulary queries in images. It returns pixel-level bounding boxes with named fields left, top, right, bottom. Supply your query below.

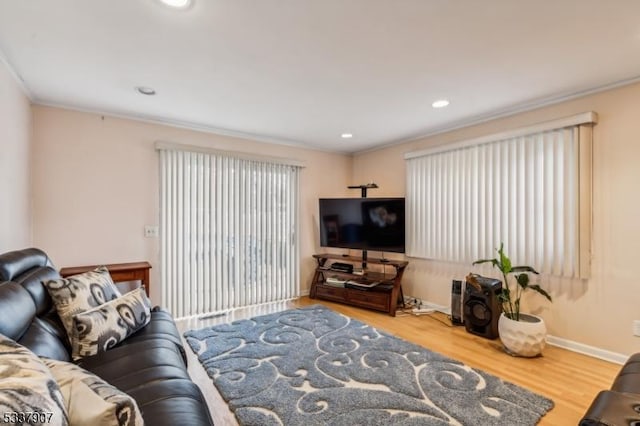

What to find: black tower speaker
left=463, top=275, right=502, bottom=339
left=451, top=280, right=464, bottom=325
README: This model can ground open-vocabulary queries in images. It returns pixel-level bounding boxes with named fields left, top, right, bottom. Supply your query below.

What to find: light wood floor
left=175, top=297, right=621, bottom=425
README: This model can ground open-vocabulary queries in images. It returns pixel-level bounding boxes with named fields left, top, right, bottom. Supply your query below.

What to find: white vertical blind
left=159, top=147, right=301, bottom=318
left=405, top=116, right=594, bottom=278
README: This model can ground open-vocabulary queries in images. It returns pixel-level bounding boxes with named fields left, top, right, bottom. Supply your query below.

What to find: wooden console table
left=309, top=253, right=408, bottom=316
left=60, top=261, right=152, bottom=296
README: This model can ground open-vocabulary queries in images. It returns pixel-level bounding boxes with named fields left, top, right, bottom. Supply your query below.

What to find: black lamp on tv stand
left=347, top=183, right=378, bottom=269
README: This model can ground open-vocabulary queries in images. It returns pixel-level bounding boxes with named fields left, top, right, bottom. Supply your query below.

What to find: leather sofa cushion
left=612, top=354, right=640, bottom=393
left=18, top=318, right=72, bottom=362
left=627, top=353, right=640, bottom=363
left=118, top=308, right=187, bottom=365
left=126, top=378, right=214, bottom=426
left=0, top=248, right=59, bottom=318
left=619, top=354, right=640, bottom=375
left=580, top=390, right=640, bottom=425
left=16, top=266, right=60, bottom=315
left=77, top=339, right=191, bottom=391
left=0, top=281, right=71, bottom=361
left=0, top=248, right=52, bottom=282
left=0, top=248, right=60, bottom=317
left=0, top=281, right=36, bottom=340
left=613, top=373, right=640, bottom=394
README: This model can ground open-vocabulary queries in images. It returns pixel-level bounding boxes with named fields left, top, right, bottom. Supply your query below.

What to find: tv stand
left=309, top=253, right=408, bottom=316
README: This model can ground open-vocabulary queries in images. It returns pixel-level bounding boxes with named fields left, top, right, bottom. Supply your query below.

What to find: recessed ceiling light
left=135, top=86, right=156, bottom=96
left=158, top=0, right=192, bottom=9
left=432, top=99, right=450, bottom=108
left=341, top=133, right=353, bottom=139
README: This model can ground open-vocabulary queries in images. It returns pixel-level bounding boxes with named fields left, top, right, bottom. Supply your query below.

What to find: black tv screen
left=319, top=198, right=405, bottom=253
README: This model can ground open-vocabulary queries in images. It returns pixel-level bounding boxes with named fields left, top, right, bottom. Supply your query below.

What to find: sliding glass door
left=159, top=147, right=301, bottom=318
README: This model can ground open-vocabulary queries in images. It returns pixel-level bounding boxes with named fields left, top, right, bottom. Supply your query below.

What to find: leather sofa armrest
left=580, top=390, right=640, bottom=425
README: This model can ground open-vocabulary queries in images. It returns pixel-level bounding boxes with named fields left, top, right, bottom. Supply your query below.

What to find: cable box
left=330, top=262, right=354, bottom=273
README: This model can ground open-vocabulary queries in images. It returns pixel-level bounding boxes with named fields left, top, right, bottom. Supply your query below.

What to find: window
left=405, top=112, right=595, bottom=278
left=157, top=143, right=302, bottom=317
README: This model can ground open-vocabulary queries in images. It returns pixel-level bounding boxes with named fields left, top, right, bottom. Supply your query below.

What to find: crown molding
left=0, top=48, right=33, bottom=101
left=24, top=65, right=640, bottom=157
left=357, top=74, right=640, bottom=156
left=33, top=100, right=352, bottom=156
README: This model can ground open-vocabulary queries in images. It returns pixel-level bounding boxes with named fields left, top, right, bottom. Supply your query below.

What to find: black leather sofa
left=580, top=354, right=640, bottom=425
left=0, top=248, right=213, bottom=426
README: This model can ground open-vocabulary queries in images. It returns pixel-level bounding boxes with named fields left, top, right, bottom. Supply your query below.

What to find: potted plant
left=472, top=243, right=552, bottom=357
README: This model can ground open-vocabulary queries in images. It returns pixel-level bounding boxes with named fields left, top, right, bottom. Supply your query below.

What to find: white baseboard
left=403, top=295, right=628, bottom=365
left=299, top=288, right=310, bottom=297
left=546, top=335, right=628, bottom=365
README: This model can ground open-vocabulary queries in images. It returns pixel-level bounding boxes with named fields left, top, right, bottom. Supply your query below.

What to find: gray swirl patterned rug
left=184, top=305, right=553, bottom=425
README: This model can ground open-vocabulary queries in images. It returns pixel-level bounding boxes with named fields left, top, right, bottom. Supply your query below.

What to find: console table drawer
left=347, top=290, right=389, bottom=311
left=315, top=285, right=346, bottom=302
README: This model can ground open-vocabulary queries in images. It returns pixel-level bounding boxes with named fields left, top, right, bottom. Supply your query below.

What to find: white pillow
left=0, top=333, right=68, bottom=426
left=43, top=358, right=144, bottom=426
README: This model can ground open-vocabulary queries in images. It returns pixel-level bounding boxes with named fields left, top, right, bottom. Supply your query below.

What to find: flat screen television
left=319, top=197, right=405, bottom=253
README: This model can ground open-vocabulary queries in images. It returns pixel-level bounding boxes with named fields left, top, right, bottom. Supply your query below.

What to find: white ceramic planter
left=498, top=312, right=547, bottom=357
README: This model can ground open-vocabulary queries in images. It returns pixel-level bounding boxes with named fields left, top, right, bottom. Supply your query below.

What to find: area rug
left=184, top=305, right=553, bottom=425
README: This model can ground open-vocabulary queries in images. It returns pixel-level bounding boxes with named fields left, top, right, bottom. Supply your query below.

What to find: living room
left=2, top=1, right=640, bottom=425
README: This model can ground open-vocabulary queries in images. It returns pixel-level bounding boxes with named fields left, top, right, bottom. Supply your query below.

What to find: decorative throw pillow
left=44, top=266, right=122, bottom=339
left=71, top=287, right=151, bottom=359
left=43, top=358, right=144, bottom=426
left=0, top=334, right=69, bottom=426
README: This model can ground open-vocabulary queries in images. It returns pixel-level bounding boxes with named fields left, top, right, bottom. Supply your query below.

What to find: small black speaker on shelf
left=463, top=274, right=502, bottom=339
left=451, top=280, right=464, bottom=325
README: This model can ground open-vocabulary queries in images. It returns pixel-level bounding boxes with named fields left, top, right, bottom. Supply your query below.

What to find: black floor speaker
left=463, top=275, right=502, bottom=339
left=451, top=280, right=464, bottom=325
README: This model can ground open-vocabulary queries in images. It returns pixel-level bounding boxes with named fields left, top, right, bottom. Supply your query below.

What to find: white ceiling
left=1, top=1, right=639, bottom=153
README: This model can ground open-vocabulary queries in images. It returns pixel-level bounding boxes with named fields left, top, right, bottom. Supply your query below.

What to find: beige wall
left=353, top=81, right=640, bottom=356
left=32, top=106, right=353, bottom=304
left=0, top=60, right=32, bottom=252
left=30, top=81, right=640, bottom=355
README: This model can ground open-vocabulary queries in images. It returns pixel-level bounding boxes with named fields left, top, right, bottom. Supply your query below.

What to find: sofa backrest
left=0, top=248, right=71, bottom=361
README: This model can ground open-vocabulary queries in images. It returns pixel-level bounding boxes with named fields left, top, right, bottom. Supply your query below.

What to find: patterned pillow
left=43, top=358, right=144, bottom=426
left=44, top=266, right=122, bottom=339
left=0, top=334, right=69, bottom=426
left=71, top=287, right=151, bottom=360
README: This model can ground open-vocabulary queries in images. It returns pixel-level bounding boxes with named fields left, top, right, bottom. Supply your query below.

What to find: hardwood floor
left=175, top=297, right=620, bottom=425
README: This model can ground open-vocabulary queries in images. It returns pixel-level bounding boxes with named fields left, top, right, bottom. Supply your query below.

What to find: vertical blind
left=405, top=113, right=595, bottom=278
left=158, top=145, right=301, bottom=318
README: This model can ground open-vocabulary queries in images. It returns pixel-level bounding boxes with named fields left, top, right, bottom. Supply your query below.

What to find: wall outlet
left=144, top=225, right=159, bottom=238
left=633, top=320, right=640, bottom=337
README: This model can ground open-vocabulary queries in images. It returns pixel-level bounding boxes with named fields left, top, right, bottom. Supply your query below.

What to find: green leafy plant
left=472, top=243, right=552, bottom=321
